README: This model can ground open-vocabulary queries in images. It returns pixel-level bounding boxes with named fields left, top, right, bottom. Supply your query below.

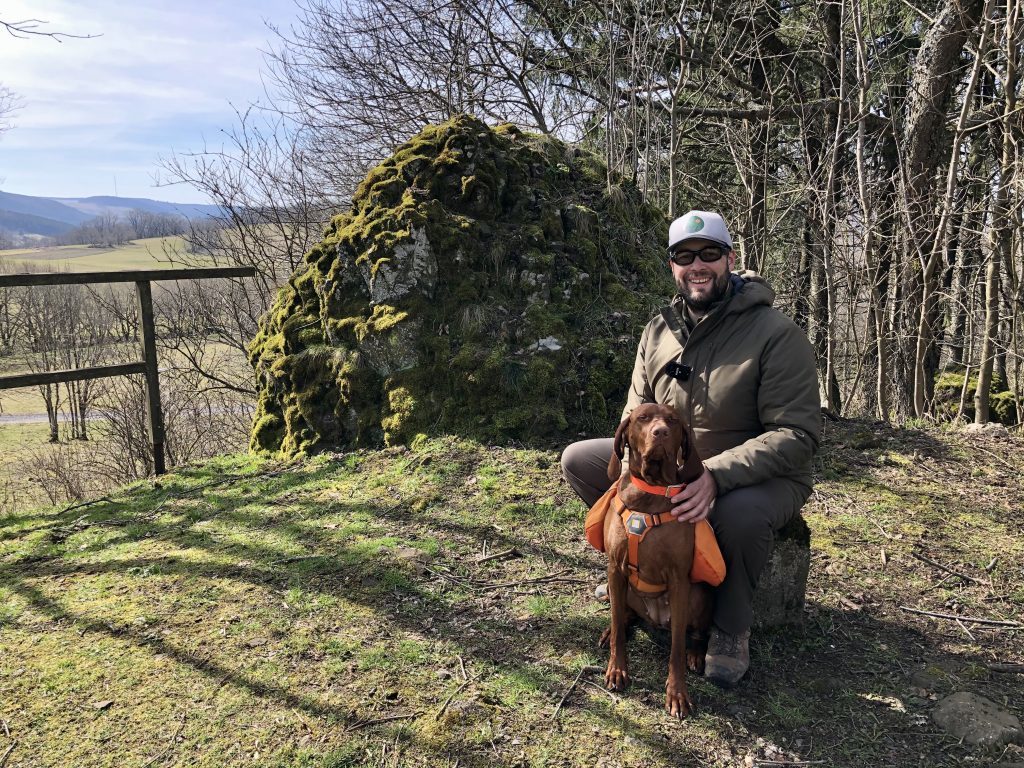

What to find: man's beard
left=676, top=270, right=731, bottom=312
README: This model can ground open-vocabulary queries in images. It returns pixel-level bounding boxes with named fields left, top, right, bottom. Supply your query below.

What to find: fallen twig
left=754, top=761, right=825, bottom=767
left=867, top=515, right=892, bottom=540
left=271, top=553, right=325, bottom=565
left=426, top=566, right=587, bottom=592
left=141, top=710, right=187, bottom=768
left=475, top=548, right=520, bottom=564
left=911, top=552, right=988, bottom=586
left=969, top=443, right=1021, bottom=473
left=551, top=665, right=601, bottom=720
left=581, top=679, right=619, bottom=702
left=922, top=573, right=955, bottom=593
left=479, top=569, right=586, bottom=590
left=987, top=663, right=1024, bottom=673
left=59, top=496, right=112, bottom=515
left=954, top=617, right=976, bottom=642
left=899, top=606, right=1022, bottom=627
left=435, top=678, right=474, bottom=720
left=0, top=741, right=16, bottom=768
left=0, top=719, right=8, bottom=739
left=345, top=712, right=421, bottom=732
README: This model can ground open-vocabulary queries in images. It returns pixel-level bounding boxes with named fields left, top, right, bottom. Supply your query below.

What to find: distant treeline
left=49, top=209, right=191, bottom=247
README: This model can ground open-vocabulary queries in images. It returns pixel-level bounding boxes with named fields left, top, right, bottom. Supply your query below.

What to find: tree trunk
left=901, top=0, right=986, bottom=417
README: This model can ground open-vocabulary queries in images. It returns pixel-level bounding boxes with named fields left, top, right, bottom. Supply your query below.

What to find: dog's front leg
left=604, top=562, right=630, bottom=691
left=665, top=575, right=693, bottom=718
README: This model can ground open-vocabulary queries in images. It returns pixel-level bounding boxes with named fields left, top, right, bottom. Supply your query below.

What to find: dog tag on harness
left=627, top=513, right=648, bottom=535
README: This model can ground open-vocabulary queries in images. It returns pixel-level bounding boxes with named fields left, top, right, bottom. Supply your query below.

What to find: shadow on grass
left=1, top=443, right=1018, bottom=767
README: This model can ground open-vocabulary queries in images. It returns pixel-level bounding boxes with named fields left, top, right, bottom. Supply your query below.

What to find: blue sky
left=0, top=0, right=299, bottom=204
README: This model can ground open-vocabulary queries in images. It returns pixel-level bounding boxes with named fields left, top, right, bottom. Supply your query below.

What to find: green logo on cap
left=685, top=216, right=705, bottom=233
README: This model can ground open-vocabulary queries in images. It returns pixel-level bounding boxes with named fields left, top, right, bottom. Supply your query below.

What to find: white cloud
left=0, top=0, right=296, bottom=201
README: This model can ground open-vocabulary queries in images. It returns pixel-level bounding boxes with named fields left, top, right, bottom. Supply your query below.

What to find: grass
left=0, top=422, right=1022, bottom=766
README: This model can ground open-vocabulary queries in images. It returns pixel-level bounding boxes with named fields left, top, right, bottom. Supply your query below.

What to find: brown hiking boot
left=704, top=626, right=750, bottom=688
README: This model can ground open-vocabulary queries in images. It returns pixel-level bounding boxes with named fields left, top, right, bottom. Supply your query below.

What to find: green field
left=0, top=236, right=187, bottom=272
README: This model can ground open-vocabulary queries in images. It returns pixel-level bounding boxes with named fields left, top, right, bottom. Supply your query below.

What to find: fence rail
left=0, top=266, right=257, bottom=474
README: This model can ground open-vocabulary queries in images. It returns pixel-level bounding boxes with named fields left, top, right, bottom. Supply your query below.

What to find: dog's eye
left=637, top=414, right=651, bottom=421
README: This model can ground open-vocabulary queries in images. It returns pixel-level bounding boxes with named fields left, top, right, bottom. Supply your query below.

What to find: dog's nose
left=651, top=424, right=670, bottom=439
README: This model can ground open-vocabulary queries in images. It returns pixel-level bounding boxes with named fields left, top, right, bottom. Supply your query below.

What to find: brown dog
left=601, top=403, right=713, bottom=718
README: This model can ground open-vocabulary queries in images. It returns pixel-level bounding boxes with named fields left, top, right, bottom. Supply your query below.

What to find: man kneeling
left=562, top=210, right=821, bottom=687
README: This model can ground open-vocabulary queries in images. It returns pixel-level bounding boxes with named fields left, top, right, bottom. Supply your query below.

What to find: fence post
left=135, top=280, right=166, bottom=475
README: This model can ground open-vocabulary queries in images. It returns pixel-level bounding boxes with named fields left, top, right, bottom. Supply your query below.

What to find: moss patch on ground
left=249, top=115, right=673, bottom=458
left=2, top=420, right=1024, bottom=766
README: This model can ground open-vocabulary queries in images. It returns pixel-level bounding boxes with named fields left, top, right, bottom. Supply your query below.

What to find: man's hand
left=670, top=466, right=717, bottom=523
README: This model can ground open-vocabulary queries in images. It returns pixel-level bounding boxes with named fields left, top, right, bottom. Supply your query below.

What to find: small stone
left=932, top=691, right=1024, bottom=747
left=962, top=422, right=1009, bottom=438
left=727, top=703, right=756, bottom=718
left=910, top=666, right=950, bottom=692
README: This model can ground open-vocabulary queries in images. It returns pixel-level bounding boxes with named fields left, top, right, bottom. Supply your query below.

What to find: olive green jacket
left=623, top=271, right=821, bottom=494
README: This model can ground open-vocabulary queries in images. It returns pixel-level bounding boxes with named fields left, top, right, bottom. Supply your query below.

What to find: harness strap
left=611, top=495, right=672, bottom=596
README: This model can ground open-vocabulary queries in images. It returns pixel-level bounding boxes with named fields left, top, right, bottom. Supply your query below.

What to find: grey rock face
left=932, top=691, right=1023, bottom=747
left=360, top=320, right=422, bottom=377
left=368, top=226, right=438, bottom=303
left=753, top=516, right=811, bottom=628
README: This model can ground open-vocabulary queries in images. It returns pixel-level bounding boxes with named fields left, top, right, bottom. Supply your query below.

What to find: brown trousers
left=561, top=438, right=809, bottom=635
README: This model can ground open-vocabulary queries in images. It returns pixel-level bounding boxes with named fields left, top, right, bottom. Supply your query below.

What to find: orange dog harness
left=584, top=484, right=726, bottom=594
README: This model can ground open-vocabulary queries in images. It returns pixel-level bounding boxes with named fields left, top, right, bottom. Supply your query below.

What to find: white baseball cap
left=668, top=210, right=733, bottom=252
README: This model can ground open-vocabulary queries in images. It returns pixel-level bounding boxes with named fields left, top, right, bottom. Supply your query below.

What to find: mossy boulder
left=249, top=115, right=673, bottom=457
left=933, top=366, right=1018, bottom=425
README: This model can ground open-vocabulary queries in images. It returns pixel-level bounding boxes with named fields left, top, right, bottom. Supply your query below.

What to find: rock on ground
left=931, top=691, right=1024, bottom=747
left=753, top=515, right=811, bottom=627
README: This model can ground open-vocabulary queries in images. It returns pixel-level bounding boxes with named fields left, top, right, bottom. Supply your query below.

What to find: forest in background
left=165, top=0, right=1023, bottom=427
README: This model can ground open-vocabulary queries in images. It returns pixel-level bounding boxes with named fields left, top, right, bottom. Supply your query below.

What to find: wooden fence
left=0, top=267, right=256, bottom=474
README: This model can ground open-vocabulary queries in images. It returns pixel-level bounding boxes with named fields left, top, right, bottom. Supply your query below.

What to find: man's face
left=669, top=237, right=736, bottom=313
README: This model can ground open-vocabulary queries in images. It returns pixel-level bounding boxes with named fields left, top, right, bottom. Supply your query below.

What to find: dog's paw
left=686, top=649, right=705, bottom=675
left=604, top=663, right=630, bottom=691
left=664, top=686, right=693, bottom=720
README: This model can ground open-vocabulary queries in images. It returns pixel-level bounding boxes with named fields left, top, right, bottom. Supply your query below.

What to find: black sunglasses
left=668, top=245, right=727, bottom=266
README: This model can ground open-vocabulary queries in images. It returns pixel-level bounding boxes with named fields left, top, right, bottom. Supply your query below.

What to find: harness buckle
left=664, top=483, right=686, bottom=498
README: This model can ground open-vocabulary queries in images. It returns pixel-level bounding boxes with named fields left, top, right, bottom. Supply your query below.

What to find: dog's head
left=607, top=403, right=693, bottom=485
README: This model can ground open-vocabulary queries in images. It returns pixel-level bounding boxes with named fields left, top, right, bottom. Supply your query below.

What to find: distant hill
left=0, top=191, right=223, bottom=238
left=0, top=208, right=77, bottom=237
left=0, top=191, right=94, bottom=232
left=52, top=195, right=222, bottom=221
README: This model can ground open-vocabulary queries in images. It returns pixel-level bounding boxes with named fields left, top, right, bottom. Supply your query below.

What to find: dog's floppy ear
left=607, top=415, right=631, bottom=481
left=676, top=425, right=704, bottom=483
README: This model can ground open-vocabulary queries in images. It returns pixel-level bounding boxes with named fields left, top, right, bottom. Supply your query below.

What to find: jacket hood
left=725, top=270, right=775, bottom=314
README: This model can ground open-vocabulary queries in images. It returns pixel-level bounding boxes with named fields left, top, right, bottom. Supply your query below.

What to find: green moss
left=250, top=114, right=673, bottom=456
left=991, top=390, right=1018, bottom=425
left=933, top=365, right=1017, bottom=425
